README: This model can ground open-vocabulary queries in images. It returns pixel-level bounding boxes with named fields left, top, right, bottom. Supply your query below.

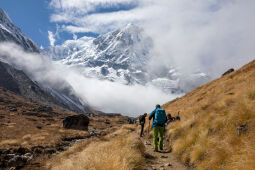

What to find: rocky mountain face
left=0, top=60, right=91, bottom=113
left=0, top=8, right=39, bottom=52
left=44, top=24, right=152, bottom=85
left=44, top=24, right=209, bottom=94
left=0, top=8, right=92, bottom=113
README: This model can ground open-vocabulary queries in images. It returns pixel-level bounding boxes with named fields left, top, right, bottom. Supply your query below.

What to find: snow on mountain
left=0, top=8, right=93, bottom=113
left=44, top=24, right=152, bottom=84
left=0, top=8, right=39, bottom=52
left=44, top=24, right=209, bottom=94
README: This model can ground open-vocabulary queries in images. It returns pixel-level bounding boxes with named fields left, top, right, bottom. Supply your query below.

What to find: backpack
left=139, top=115, right=144, bottom=125
left=154, top=108, right=166, bottom=126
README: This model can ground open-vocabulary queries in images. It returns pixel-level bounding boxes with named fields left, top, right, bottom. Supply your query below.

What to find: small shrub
left=247, top=90, right=255, bottom=100
left=224, top=97, right=235, bottom=106
left=201, top=103, right=209, bottom=110
left=22, top=134, right=32, bottom=141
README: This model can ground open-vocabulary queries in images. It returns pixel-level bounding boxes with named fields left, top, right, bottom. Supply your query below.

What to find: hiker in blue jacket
left=149, top=104, right=167, bottom=152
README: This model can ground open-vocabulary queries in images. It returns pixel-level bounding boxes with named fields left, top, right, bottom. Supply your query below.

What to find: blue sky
left=0, top=0, right=254, bottom=77
left=0, top=0, right=57, bottom=47
left=0, top=0, right=138, bottom=48
left=0, top=0, right=103, bottom=47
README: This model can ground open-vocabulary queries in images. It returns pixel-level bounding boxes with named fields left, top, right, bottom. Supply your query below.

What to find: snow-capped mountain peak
left=0, top=8, right=14, bottom=28
left=0, top=8, right=93, bottom=113
left=0, top=8, right=39, bottom=52
left=44, top=24, right=209, bottom=93
left=44, top=24, right=153, bottom=84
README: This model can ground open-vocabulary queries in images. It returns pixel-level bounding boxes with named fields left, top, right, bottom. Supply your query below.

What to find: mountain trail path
left=141, top=138, right=188, bottom=170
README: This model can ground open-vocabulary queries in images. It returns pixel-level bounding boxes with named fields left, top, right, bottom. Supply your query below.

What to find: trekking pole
left=148, top=119, right=150, bottom=135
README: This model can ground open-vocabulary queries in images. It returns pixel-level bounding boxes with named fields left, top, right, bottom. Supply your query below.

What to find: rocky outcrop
left=0, top=147, right=32, bottom=169
left=222, top=68, right=235, bottom=76
left=0, top=61, right=92, bottom=113
left=63, top=115, right=89, bottom=130
left=0, top=8, right=93, bottom=114
left=0, top=8, right=39, bottom=52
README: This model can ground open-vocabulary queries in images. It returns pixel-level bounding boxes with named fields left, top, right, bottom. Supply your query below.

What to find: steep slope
left=43, top=24, right=209, bottom=94
left=162, top=60, right=255, bottom=169
left=0, top=8, right=39, bottom=52
left=0, top=87, right=128, bottom=169
left=0, top=9, right=93, bottom=113
left=0, top=60, right=92, bottom=113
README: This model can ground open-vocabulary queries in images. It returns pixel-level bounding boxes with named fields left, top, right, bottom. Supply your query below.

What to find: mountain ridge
left=0, top=60, right=92, bottom=113
left=43, top=24, right=209, bottom=94
left=0, top=8, right=93, bottom=114
left=0, top=8, right=39, bottom=52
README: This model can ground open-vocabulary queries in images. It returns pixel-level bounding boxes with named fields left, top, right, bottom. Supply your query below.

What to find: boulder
left=9, top=107, right=17, bottom=112
left=222, top=68, right=234, bottom=76
left=63, top=115, right=89, bottom=131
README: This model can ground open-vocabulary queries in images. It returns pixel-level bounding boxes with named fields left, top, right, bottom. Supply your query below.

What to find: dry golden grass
left=46, top=125, right=145, bottom=170
left=0, top=85, right=128, bottom=148
left=0, top=139, right=19, bottom=147
left=0, top=87, right=131, bottom=169
left=160, top=60, right=255, bottom=169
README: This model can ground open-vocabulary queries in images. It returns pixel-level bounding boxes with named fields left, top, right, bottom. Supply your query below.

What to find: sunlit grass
left=47, top=125, right=145, bottom=170
left=161, top=60, right=255, bottom=169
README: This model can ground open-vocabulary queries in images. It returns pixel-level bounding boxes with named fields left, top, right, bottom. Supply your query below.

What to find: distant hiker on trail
left=163, top=113, right=173, bottom=133
left=175, top=111, right=181, bottom=121
left=139, top=113, right=147, bottom=137
left=128, top=118, right=136, bottom=124
left=166, top=113, right=173, bottom=125
left=149, top=104, right=166, bottom=152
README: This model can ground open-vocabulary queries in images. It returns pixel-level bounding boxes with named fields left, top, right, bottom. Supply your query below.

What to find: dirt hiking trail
left=141, top=138, right=187, bottom=170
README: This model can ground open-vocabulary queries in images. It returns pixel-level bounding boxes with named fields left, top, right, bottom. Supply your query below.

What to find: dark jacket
left=139, top=115, right=146, bottom=125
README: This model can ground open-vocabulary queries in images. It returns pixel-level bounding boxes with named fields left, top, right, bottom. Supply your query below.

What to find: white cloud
left=48, top=0, right=255, bottom=78
left=49, top=0, right=139, bottom=13
left=48, top=31, right=56, bottom=46
left=0, top=42, right=179, bottom=115
left=143, top=0, right=255, bottom=77
left=58, top=8, right=144, bottom=33
left=49, top=0, right=142, bottom=33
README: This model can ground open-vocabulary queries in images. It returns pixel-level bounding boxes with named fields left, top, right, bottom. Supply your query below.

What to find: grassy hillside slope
left=163, top=60, right=255, bottom=169
left=46, top=125, right=145, bottom=170
left=0, top=87, right=129, bottom=169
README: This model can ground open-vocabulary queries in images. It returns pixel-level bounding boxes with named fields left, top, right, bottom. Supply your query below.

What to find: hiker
left=174, top=111, right=181, bottom=121
left=149, top=104, right=167, bottom=152
left=163, top=113, right=173, bottom=133
left=139, top=113, right=147, bottom=137
left=166, top=113, right=173, bottom=124
left=128, top=118, right=136, bottom=124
